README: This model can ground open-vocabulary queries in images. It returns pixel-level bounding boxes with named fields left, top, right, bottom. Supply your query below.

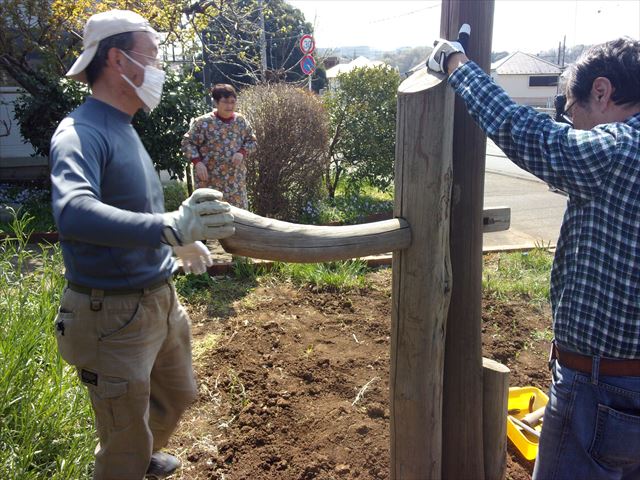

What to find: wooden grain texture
left=391, top=71, right=454, bottom=479
left=482, top=358, right=510, bottom=480
left=219, top=206, right=411, bottom=263
left=440, top=2, right=495, bottom=479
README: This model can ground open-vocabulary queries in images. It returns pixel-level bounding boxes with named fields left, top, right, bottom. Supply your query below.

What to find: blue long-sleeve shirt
left=450, top=61, right=640, bottom=359
left=50, top=97, right=174, bottom=289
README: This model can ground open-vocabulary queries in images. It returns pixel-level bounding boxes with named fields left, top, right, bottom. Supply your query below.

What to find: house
left=325, top=56, right=386, bottom=91
left=0, top=70, right=47, bottom=182
left=491, top=52, right=563, bottom=108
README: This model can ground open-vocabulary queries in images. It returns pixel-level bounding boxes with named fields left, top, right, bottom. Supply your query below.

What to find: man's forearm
left=447, top=52, right=469, bottom=75
left=57, top=195, right=164, bottom=248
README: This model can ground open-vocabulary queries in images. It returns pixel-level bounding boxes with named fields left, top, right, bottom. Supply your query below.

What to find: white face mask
left=120, top=50, right=166, bottom=112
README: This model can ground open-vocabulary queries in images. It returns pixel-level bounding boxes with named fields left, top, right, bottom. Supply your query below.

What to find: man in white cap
left=50, top=9, right=234, bottom=479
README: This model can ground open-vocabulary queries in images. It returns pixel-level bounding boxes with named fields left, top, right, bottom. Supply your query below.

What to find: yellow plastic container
left=506, top=386, right=549, bottom=461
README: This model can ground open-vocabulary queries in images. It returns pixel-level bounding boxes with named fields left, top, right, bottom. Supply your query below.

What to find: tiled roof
left=326, top=56, right=386, bottom=78
left=491, top=51, right=563, bottom=75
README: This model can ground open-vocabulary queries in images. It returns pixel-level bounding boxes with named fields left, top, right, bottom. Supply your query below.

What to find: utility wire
left=368, top=2, right=440, bottom=25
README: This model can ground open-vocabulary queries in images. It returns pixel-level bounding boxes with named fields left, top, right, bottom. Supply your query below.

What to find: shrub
left=0, top=183, right=55, bottom=233
left=324, top=65, right=401, bottom=197
left=239, top=84, right=329, bottom=221
left=13, top=70, right=206, bottom=180
left=162, top=180, right=188, bottom=212
left=13, top=76, right=88, bottom=158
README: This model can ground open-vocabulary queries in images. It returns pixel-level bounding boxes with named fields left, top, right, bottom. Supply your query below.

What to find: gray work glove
left=427, top=23, right=470, bottom=73
left=162, top=188, right=235, bottom=246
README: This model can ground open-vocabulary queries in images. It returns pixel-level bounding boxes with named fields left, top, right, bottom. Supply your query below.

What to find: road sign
left=300, top=54, right=316, bottom=75
left=299, top=34, right=315, bottom=54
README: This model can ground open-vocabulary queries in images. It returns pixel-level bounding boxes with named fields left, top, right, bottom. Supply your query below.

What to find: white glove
left=162, top=188, right=235, bottom=246
left=174, top=241, right=213, bottom=275
left=427, top=24, right=470, bottom=73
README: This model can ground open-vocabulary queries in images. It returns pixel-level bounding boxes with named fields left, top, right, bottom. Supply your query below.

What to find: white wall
left=0, top=87, right=39, bottom=161
left=492, top=74, right=558, bottom=108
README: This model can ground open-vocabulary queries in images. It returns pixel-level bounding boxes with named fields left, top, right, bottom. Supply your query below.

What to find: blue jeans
left=532, top=360, right=640, bottom=480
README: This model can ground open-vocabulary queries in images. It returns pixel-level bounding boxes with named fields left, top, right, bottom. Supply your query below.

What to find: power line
left=368, top=2, right=440, bottom=25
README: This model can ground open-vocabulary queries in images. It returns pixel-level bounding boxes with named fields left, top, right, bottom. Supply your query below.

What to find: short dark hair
left=566, top=37, right=640, bottom=107
left=85, top=32, right=136, bottom=87
left=210, top=83, right=237, bottom=102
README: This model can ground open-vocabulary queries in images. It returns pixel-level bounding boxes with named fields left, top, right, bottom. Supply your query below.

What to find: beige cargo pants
left=54, top=280, right=198, bottom=479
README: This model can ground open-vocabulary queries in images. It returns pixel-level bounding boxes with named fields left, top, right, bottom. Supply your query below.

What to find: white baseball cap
left=66, top=9, right=157, bottom=83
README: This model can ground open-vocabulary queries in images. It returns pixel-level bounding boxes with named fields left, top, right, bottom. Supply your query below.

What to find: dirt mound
left=171, top=268, right=551, bottom=480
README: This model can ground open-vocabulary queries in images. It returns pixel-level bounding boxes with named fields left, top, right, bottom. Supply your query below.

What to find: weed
left=0, top=213, right=94, bottom=478
left=268, top=259, right=369, bottom=292
left=532, top=327, right=554, bottom=342
left=483, top=248, right=553, bottom=305
left=193, top=333, right=221, bottom=364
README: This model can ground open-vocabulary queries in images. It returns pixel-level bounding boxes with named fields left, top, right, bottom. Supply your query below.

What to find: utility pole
left=557, top=41, right=562, bottom=64
left=258, top=0, right=268, bottom=80
left=440, top=1, right=495, bottom=479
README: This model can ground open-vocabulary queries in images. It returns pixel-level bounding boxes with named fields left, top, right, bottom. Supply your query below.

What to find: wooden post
left=482, top=358, right=510, bottom=480
left=440, top=2, right=495, bottom=479
left=391, top=68, right=454, bottom=479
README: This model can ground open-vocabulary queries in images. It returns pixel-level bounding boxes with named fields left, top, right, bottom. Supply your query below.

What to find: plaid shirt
left=450, top=61, right=640, bottom=359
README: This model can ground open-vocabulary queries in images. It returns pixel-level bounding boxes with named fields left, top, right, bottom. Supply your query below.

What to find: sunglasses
left=554, top=94, right=575, bottom=127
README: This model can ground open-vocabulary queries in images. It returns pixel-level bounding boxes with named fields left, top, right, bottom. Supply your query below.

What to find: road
left=483, top=139, right=567, bottom=251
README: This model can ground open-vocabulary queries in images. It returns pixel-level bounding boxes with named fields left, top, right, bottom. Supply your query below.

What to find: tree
left=13, top=70, right=206, bottom=180
left=132, top=71, right=207, bottom=180
left=382, top=46, right=432, bottom=76
left=192, top=0, right=325, bottom=91
left=2, top=0, right=211, bottom=178
left=0, top=0, right=197, bottom=95
left=12, top=75, right=88, bottom=158
left=240, top=83, right=329, bottom=221
left=324, top=65, right=401, bottom=198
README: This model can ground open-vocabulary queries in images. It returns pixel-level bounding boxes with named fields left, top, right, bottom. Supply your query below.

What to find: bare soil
left=170, top=265, right=552, bottom=480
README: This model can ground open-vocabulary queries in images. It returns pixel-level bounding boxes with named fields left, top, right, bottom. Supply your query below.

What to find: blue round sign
left=300, top=54, right=316, bottom=75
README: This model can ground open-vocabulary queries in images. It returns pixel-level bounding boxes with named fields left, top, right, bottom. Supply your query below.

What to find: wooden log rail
left=219, top=206, right=412, bottom=263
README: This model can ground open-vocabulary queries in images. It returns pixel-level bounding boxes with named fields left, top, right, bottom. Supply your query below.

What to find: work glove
left=232, top=152, right=244, bottom=164
left=173, top=241, right=213, bottom=275
left=194, top=161, right=209, bottom=182
left=162, top=188, right=235, bottom=246
left=427, top=23, right=471, bottom=74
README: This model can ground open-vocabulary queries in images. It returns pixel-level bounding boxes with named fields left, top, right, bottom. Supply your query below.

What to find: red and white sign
left=299, top=34, right=315, bottom=54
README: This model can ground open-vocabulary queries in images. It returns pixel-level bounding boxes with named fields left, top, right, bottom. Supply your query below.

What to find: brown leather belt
left=66, top=277, right=171, bottom=296
left=552, top=343, right=640, bottom=377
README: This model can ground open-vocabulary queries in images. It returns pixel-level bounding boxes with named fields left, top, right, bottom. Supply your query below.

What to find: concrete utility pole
left=258, top=0, right=268, bottom=80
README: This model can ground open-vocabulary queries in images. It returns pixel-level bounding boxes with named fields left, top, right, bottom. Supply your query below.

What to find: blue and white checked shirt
left=450, top=61, right=640, bottom=359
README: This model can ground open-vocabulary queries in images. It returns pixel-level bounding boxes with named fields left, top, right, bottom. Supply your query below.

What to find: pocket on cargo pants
left=54, top=308, right=97, bottom=367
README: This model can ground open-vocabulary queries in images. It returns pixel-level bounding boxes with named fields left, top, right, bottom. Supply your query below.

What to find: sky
left=286, top=0, right=640, bottom=54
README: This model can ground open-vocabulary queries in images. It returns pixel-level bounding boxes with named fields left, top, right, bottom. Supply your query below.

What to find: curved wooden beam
left=219, top=206, right=411, bottom=263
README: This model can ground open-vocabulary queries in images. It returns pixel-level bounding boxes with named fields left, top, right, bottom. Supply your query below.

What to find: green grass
left=268, top=259, right=370, bottom=292
left=303, top=183, right=394, bottom=225
left=483, top=248, right=554, bottom=304
left=0, top=215, right=94, bottom=479
left=174, top=270, right=258, bottom=319
left=175, top=259, right=369, bottom=312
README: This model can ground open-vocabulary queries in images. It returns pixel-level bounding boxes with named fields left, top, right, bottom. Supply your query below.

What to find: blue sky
left=286, top=1, right=640, bottom=53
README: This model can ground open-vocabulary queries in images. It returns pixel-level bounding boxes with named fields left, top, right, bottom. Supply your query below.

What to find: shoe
left=145, top=451, right=181, bottom=479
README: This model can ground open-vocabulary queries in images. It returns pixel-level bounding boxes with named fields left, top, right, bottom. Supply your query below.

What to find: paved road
left=483, top=140, right=567, bottom=251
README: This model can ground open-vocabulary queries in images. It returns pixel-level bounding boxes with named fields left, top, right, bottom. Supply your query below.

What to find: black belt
left=551, top=343, right=640, bottom=377
left=66, top=277, right=171, bottom=296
